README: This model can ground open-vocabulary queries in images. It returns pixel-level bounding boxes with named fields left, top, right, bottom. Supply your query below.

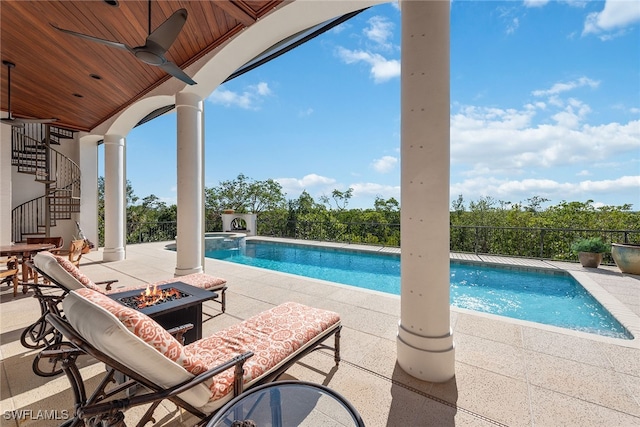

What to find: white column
left=79, top=135, right=100, bottom=251
left=397, top=0, right=455, bottom=382
left=175, top=91, right=204, bottom=276
left=103, top=134, right=126, bottom=262
left=0, top=124, right=12, bottom=245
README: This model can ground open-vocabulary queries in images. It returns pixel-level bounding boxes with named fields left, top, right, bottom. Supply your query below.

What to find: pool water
left=205, top=241, right=632, bottom=339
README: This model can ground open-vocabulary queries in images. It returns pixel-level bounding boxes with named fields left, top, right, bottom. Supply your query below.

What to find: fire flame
left=135, top=285, right=182, bottom=308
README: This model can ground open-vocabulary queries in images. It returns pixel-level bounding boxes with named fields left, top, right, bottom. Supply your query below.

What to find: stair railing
left=10, top=124, right=80, bottom=242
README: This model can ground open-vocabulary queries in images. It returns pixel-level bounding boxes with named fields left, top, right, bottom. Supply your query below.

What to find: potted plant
left=611, top=242, right=640, bottom=275
left=571, top=237, right=609, bottom=268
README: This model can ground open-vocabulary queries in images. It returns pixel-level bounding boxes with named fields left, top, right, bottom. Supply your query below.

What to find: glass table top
left=208, top=380, right=365, bottom=427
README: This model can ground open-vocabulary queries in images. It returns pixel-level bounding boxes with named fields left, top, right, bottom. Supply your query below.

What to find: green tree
left=205, top=173, right=286, bottom=215
left=97, top=176, right=139, bottom=246
left=329, top=188, right=353, bottom=210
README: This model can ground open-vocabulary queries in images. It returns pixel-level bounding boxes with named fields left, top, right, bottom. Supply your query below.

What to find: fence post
left=539, top=229, right=545, bottom=259
left=474, top=227, right=479, bottom=254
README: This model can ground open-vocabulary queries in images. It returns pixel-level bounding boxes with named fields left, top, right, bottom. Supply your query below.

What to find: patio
left=1, top=240, right=639, bottom=426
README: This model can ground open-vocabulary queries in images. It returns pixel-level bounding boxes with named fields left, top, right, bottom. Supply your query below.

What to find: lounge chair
left=21, top=251, right=228, bottom=369
left=43, top=288, right=342, bottom=426
left=1, top=256, right=19, bottom=296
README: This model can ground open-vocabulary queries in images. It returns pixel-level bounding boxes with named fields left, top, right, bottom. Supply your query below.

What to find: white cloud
left=298, top=108, right=314, bottom=118
left=525, top=0, right=586, bottom=8
left=330, top=23, right=348, bottom=35
left=207, top=82, right=272, bottom=110
left=364, top=16, right=394, bottom=50
left=506, top=17, right=520, bottom=35
left=532, top=77, right=600, bottom=97
left=576, top=170, right=591, bottom=176
left=335, top=18, right=399, bottom=83
left=371, top=156, right=398, bottom=173
left=451, top=95, right=640, bottom=172
left=563, top=0, right=589, bottom=7
left=551, top=99, right=592, bottom=128
left=450, top=176, right=640, bottom=205
left=276, top=174, right=337, bottom=197
left=275, top=175, right=400, bottom=207
left=524, top=0, right=549, bottom=7
left=254, top=82, right=271, bottom=96
left=336, top=47, right=400, bottom=83
left=583, top=0, right=640, bottom=37
left=351, top=182, right=400, bottom=199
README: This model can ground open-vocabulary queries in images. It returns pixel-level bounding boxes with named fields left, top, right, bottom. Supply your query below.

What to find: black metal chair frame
left=41, top=311, right=342, bottom=427
left=20, top=260, right=118, bottom=376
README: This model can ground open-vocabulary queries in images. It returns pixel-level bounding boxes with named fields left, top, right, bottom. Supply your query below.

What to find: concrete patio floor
left=1, top=239, right=639, bottom=426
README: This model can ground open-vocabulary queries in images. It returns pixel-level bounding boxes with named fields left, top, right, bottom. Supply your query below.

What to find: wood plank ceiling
left=0, top=0, right=283, bottom=131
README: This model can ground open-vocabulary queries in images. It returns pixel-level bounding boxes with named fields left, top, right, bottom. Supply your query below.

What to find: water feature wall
left=204, top=232, right=246, bottom=252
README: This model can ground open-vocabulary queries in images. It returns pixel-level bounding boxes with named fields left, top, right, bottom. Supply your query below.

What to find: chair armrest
left=78, top=351, right=255, bottom=420
left=174, top=351, right=254, bottom=394
left=1, top=256, right=18, bottom=270
left=166, top=323, right=194, bottom=345
left=95, top=279, right=118, bottom=291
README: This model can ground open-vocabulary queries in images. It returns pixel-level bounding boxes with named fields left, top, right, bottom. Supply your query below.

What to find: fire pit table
left=108, top=281, right=218, bottom=344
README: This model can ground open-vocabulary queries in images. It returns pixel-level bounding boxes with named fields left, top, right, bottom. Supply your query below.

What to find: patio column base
left=103, top=247, right=125, bottom=262
left=175, top=266, right=203, bottom=276
left=397, top=323, right=455, bottom=382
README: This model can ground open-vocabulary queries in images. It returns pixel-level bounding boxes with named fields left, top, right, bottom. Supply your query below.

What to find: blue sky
left=103, top=0, right=640, bottom=210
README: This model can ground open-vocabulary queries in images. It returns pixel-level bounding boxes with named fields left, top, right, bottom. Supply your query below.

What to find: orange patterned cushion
left=75, top=288, right=209, bottom=374
left=108, top=273, right=226, bottom=294
left=186, top=302, right=340, bottom=401
left=52, top=254, right=105, bottom=292
left=154, top=273, right=226, bottom=290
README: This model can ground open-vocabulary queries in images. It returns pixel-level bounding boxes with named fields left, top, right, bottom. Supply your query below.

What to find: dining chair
left=1, top=256, right=19, bottom=296
left=68, top=239, right=86, bottom=267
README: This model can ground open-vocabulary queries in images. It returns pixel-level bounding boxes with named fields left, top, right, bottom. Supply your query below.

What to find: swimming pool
left=205, top=241, right=632, bottom=339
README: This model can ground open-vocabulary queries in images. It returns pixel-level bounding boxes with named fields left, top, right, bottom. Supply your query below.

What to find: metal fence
left=450, top=225, right=639, bottom=263
left=125, top=220, right=220, bottom=244
left=125, top=219, right=638, bottom=263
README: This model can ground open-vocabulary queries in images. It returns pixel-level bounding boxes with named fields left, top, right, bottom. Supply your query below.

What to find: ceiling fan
left=51, top=0, right=196, bottom=85
left=1, top=61, right=58, bottom=126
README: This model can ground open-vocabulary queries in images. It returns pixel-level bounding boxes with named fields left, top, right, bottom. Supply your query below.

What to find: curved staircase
left=10, top=123, right=79, bottom=242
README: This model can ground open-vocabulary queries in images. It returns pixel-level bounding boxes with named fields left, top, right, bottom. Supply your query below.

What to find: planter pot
left=578, top=252, right=603, bottom=268
left=611, top=243, right=640, bottom=275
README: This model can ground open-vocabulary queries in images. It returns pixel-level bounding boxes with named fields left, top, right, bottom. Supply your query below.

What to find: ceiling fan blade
left=51, top=24, right=131, bottom=52
left=147, top=8, right=187, bottom=52
left=159, top=61, right=197, bottom=85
